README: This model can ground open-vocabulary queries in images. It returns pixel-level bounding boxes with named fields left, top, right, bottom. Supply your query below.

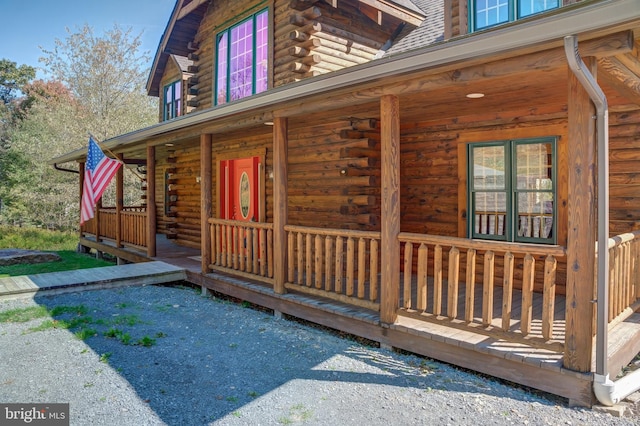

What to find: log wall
left=399, top=106, right=570, bottom=293
left=286, top=112, right=381, bottom=230
left=609, top=108, right=640, bottom=235
left=188, top=0, right=261, bottom=111
left=154, top=140, right=202, bottom=248
left=273, top=0, right=390, bottom=86
left=185, top=0, right=394, bottom=111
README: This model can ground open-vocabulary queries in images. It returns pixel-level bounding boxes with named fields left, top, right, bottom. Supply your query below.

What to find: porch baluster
left=325, top=236, right=334, bottom=292
left=501, top=252, right=515, bottom=331
left=447, top=247, right=460, bottom=319
left=417, top=243, right=428, bottom=311
left=370, top=239, right=379, bottom=302
left=465, top=248, right=476, bottom=323
left=542, top=255, right=557, bottom=340
left=482, top=250, right=495, bottom=326
left=358, top=238, right=366, bottom=299
left=520, top=254, right=535, bottom=336
left=433, top=245, right=443, bottom=315
left=403, top=242, right=413, bottom=309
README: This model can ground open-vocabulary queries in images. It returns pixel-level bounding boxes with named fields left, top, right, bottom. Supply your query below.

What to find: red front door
left=220, top=156, right=260, bottom=222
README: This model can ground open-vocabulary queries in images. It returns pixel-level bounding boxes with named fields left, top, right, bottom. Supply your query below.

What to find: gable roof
left=172, top=55, right=194, bottom=73
left=146, top=0, right=208, bottom=97
left=383, top=0, right=444, bottom=57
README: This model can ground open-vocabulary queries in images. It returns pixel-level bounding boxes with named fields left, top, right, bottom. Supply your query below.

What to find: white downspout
left=564, top=35, right=640, bottom=406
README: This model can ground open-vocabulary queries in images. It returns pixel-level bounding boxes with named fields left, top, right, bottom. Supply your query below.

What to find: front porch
left=79, top=211, right=640, bottom=406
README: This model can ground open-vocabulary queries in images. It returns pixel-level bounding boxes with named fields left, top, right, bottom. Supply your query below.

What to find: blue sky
left=0, top=0, right=176, bottom=77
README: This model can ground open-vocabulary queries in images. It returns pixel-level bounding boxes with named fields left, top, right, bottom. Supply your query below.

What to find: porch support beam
left=564, top=57, right=597, bottom=372
left=95, top=198, right=102, bottom=243
left=273, top=117, right=288, bottom=295
left=146, top=145, right=157, bottom=258
left=79, top=162, right=85, bottom=238
left=116, top=153, right=124, bottom=248
left=380, top=94, right=400, bottom=324
left=200, top=133, right=213, bottom=274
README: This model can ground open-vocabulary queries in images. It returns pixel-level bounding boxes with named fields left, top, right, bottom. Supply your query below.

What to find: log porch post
left=273, top=117, right=288, bottom=295
left=380, top=94, right=400, bottom=324
left=564, top=57, right=597, bottom=372
left=95, top=198, right=102, bottom=243
left=79, top=162, right=85, bottom=236
left=201, top=133, right=213, bottom=273
left=146, top=145, right=157, bottom=257
left=116, top=153, right=124, bottom=248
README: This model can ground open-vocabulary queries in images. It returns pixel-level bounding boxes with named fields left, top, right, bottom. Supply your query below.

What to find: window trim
left=467, top=137, right=557, bottom=244
left=214, top=8, right=269, bottom=106
left=163, top=80, right=182, bottom=121
left=468, top=0, right=560, bottom=32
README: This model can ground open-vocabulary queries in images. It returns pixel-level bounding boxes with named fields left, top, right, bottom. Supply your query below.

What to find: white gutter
left=564, top=35, right=640, bottom=407
left=50, top=0, right=640, bottom=166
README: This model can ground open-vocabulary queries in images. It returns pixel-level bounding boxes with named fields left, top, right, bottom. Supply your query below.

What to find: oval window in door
left=239, top=171, right=251, bottom=219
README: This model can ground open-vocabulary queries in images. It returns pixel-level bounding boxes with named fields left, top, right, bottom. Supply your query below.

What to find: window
left=163, top=80, right=182, bottom=121
left=470, top=0, right=559, bottom=31
left=215, top=9, right=268, bottom=105
left=468, top=137, right=556, bottom=244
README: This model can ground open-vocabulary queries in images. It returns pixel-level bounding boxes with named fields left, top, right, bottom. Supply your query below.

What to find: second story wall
left=187, top=0, right=264, bottom=111
left=273, top=0, right=394, bottom=86
left=159, top=56, right=195, bottom=122
left=177, top=0, right=406, bottom=113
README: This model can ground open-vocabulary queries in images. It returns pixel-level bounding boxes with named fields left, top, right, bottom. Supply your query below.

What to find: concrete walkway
left=0, top=261, right=187, bottom=300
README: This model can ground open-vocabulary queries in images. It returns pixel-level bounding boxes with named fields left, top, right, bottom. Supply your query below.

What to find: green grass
left=0, top=225, right=115, bottom=277
left=0, top=226, right=78, bottom=251
left=2, top=304, right=165, bottom=347
left=0, top=250, right=114, bottom=276
left=0, top=306, right=49, bottom=323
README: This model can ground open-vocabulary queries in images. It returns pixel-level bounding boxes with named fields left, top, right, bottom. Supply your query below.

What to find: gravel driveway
left=0, top=284, right=638, bottom=425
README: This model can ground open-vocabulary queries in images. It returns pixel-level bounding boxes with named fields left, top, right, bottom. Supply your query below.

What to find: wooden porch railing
left=81, top=206, right=147, bottom=249
left=606, top=230, right=640, bottom=323
left=208, top=218, right=274, bottom=284
left=284, top=225, right=381, bottom=311
left=120, top=207, right=147, bottom=248
left=98, top=208, right=116, bottom=239
left=398, top=232, right=566, bottom=346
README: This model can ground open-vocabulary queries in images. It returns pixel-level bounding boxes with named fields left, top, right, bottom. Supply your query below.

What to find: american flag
left=80, top=137, right=122, bottom=224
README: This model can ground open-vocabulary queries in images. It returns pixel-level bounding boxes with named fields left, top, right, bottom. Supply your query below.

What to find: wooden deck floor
left=0, top=261, right=186, bottom=300
left=399, top=275, right=567, bottom=349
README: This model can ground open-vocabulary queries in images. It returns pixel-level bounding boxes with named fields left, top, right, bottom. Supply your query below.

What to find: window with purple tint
left=216, top=33, right=228, bottom=105
left=215, top=9, right=269, bottom=105
left=163, top=80, right=182, bottom=121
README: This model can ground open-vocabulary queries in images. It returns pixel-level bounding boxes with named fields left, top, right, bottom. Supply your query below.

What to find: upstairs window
left=470, top=0, right=559, bottom=31
left=468, top=137, right=556, bottom=244
left=163, top=80, right=182, bottom=121
left=215, top=9, right=269, bottom=105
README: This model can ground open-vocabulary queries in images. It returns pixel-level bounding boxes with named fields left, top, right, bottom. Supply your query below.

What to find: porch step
left=0, top=261, right=187, bottom=300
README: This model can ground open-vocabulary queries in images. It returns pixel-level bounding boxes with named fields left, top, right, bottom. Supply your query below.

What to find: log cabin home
left=50, top=0, right=640, bottom=407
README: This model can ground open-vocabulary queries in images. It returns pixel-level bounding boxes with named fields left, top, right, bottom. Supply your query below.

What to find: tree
left=1, top=24, right=156, bottom=229
left=39, top=24, right=156, bottom=141
left=0, top=60, right=35, bottom=150
left=0, top=59, right=35, bottom=105
left=0, top=60, right=35, bottom=221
